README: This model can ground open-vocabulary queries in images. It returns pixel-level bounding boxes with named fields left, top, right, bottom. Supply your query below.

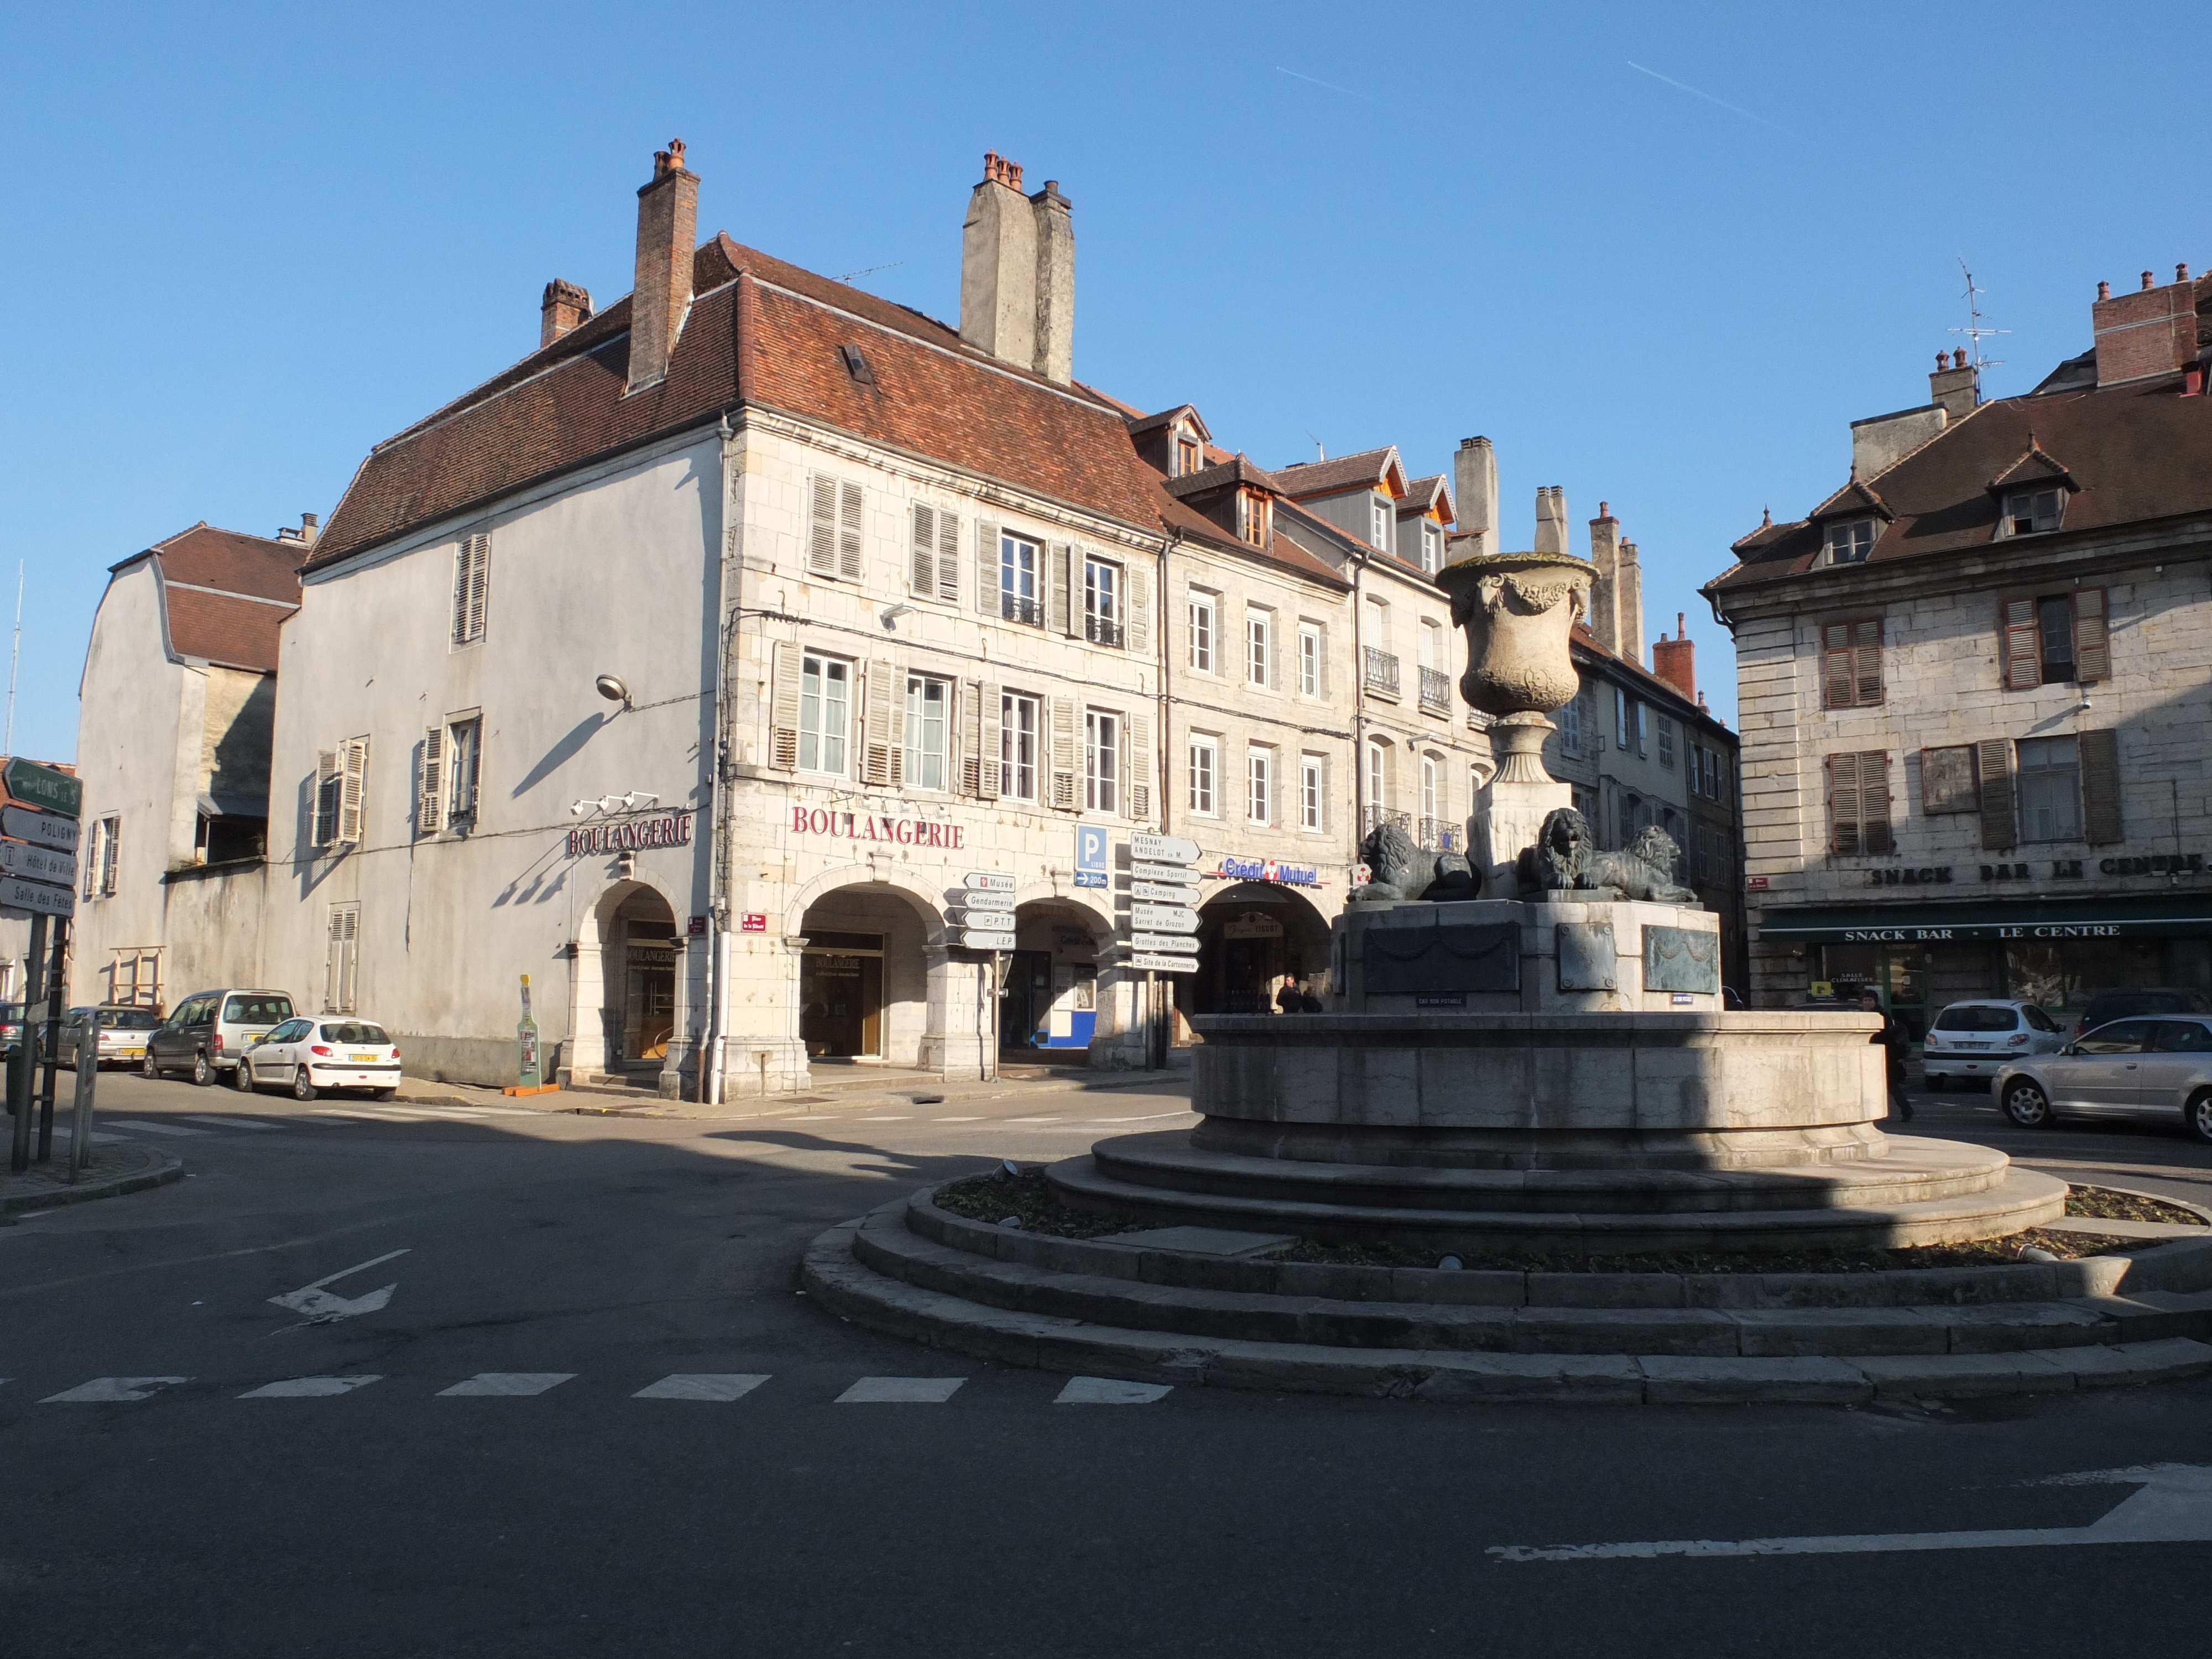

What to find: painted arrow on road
left=269, top=1248, right=409, bottom=1324
left=1489, top=1464, right=2212, bottom=1560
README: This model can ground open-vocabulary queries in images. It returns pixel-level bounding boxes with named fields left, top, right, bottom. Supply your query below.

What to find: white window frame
left=1298, top=622, right=1322, bottom=697
left=1370, top=496, right=1392, bottom=554
left=1188, top=591, right=1216, bottom=674
left=999, top=534, right=1041, bottom=624
left=1083, top=556, right=1121, bottom=645
left=1246, top=611, right=1272, bottom=688
left=1824, top=518, right=1876, bottom=565
left=904, top=674, right=951, bottom=792
left=1247, top=748, right=1273, bottom=827
left=85, top=814, right=121, bottom=898
left=1421, top=521, right=1442, bottom=575
left=1365, top=740, right=1387, bottom=813
left=1421, top=753, right=1442, bottom=822
left=2002, top=488, right=2065, bottom=537
left=1188, top=735, right=1218, bottom=817
left=1084, top=709, right=1120, bottom=815
left=799, top=651, right=852, bottom=776
left=1000, top=692, right=1040, bottom=802
left=446, top=714, right=483, bottom=825
left=1300, top=755, right=1323, bottom=833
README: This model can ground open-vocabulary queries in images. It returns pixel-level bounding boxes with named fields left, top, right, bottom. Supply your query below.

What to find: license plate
left=1955, top=1043, right=1990, bottom=1051
left=116, top=1046, right=144, bottom=1057
left=350, top=1053, right=379, bottom=1064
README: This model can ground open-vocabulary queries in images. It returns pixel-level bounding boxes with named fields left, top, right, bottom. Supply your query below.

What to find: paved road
left=3, top=1071, right=2209, bottom=1657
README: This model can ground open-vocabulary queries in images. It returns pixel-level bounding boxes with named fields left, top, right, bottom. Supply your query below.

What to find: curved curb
left=0, top=1147, right=185, bottom=1218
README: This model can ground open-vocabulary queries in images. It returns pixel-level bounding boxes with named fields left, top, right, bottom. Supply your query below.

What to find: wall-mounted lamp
left=880, top=603, right=917, bottom=632
left=596, top=674, right=632, bottom=707
left=569, top=790, right=661, bottom=817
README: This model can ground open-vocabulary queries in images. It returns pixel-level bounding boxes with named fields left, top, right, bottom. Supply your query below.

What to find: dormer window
left=1176, top=436, right=1202, bottom=478
left=1421, top=522, right=1442, bottom=575
left=1370, top=497, right=1393, bottom=554
left=2002, top=488, right=2064, bottom=536
left=1239, top=490, right=1271, bottom=546
left=1824, top=518, right=1876, bottom=565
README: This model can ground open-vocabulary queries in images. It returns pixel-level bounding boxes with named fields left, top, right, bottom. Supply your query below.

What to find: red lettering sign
left=786, top=809, right=966, bottom=849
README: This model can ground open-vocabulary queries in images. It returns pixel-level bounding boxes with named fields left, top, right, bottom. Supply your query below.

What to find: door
left=2051, top=1018, right=2156, bottom=1111
left=800, top=951, right=883, bottom=1058
left=2134, top=1019, right=2212, bottom=1120
left=998, top=951, right=1050, bottom=1052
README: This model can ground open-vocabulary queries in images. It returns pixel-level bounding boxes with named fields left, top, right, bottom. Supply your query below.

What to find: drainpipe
left=1153, top=528, right=1178, bottom=1070
left=702, top=409, right=738, bottom=1104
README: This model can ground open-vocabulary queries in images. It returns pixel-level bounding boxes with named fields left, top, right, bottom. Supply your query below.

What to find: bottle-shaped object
left=517, top=973, right=542, bottom=1090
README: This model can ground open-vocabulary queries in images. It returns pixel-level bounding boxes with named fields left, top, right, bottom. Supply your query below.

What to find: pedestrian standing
left=1860, top=987, right=1914, bottom=1123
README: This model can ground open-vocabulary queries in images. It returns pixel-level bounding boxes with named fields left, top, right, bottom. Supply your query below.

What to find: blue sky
left=3, top=0, right=2202, bottom=761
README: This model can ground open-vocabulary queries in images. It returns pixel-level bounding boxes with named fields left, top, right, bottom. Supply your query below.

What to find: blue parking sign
left=1074, top=825, right=1108, bottom=889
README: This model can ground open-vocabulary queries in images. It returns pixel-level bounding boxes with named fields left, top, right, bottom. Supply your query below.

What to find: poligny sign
left=567, top=810, right=695, bottom=858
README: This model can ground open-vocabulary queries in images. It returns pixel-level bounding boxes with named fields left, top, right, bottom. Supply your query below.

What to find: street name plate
left=1130, top=903, right=1199, bottom=932
left=1130, top=862, right=1200, bottom=883
left=958, top=888, right=1015, bottom=911
left=1129, top=832, right=1201, bottom=866
left=1, top=806, right=79, bottom=853
left=1129, top=932, right=1200, bottom=953
left=964, top=872, right=1016, bottom=893
left=2, top=759, right=81, bottom=820
left=0, top=875, right=73, bottom=918
left=0, top=838, right=76, bottom=885
left=959, top=928, right=1018, bottom=951
left=1130, top=881, right=1201, bottom=904
left=1127, top=953, right=1198, bottom=974
left=948, top=910, right=1017, bottom=928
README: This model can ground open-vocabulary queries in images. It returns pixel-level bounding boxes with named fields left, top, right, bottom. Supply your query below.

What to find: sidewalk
left=0, top=1140, right=185, bottom=1218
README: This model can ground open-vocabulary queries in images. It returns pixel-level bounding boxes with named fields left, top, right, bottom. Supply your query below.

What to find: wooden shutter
left=1860, top=750, right=1891, bottom=854
left=1127, top=560, right=1151, bottom=655
left=974, top=520, right=999, bottom=615
left=314, top=748, right=338, bottom=847
left=1050, top=696, right=1077, bottom=810
left=1049, top=542, right=1073, bottom=635
left=807, top=477, right=838, bottom=576
left=768, top=642, right=801, bottom=771
left=1821, top=623, right=1854, bottom=709
left=934, top=508, right=960, bottom=602
left=862, top=660, right=901, bottom=787
left=837, top=482, right=863, bottom=581
left=1319, top=752, right=1332, bottom=833
left=2074, top=587, right=2110, bottom=684
left=1826, top=753, right=1862, bottom=855
left=418, top=727, right=445, bottom=834
left=466, top=536, right=489, bottom=643
left=338, top=738, right=369, bottom=846
left=1976, top=738, right=2015, bottom=849
left=1127, top=710, right=1152, bottom=821
left=978, top=683, right=1003, bottom=799
left=960, top=680, right=983, bottom=795
left=2080, top=728, right=2123, bottom=844
left=2001, top=596, right=2041, bottom=691
left=910, top=506, right=936, bottom=598
left=1851, top=618, right=1881, bottom=706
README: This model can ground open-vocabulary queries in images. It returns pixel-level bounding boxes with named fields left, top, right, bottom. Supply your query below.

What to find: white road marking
left=43, top=1376, right=189, bottom=1403
left=999, top=1117, right=1068, bottom=1125
left=1055, top=1376, right=1172, bottom=1405
left=438, top=1372, right=575, bottom=1397
left=936, top=1116, right=984, bottom=1123
left=239, top=1375, right=383, bottom=1399
left=633, top=1374, right=771, bottom=1401
left=182, top=1114, right=284, bottom=1131
left=857, top=1115, right=911, bottom=1122
left=102, top=1119, right=208, bottom=1137
left=1489, top=1464, right=2212, bottom=1561
left=836, top=1376, right=966, bottom=1404
left=268, top=1248, right=410, bottom=1323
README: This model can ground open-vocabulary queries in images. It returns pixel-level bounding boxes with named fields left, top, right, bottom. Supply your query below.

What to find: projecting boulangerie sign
left=567, top=811, right=695, bottom=857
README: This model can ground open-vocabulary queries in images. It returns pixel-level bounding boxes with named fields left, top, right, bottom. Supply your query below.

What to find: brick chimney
left=1030, top=180, right=1074, bottom=384
left=1652, top=612, right=1696, bottom=703
left=541, top=279, right=594, bottom=348
left=1532, top=485, right=1568, bottom=555
left=1929, top=347, right=1978, bottom=418
left=2093, top=264, right=2198, bottom=387
left=1618, top=539, right=1645, bottom=669
left=627, top=140, right=698, bottom=395
left=1587, top=502, right=1621, bottom=655
left=961, top=153, right=1038, bottom=370
left=1451, top=436, right=1498, bottom=560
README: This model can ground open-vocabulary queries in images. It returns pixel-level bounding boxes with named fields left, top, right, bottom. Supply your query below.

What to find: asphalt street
left=3, top=1069, right=2210, bottom=1658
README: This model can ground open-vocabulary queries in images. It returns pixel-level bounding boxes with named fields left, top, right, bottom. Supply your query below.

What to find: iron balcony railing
left=1360, top=805, right=1412, bottom=835
left=1363, top=646, right=1400, bottom=697
left=1418, top=816, right=1460, bottom=852
left=999, top=592, right=1042, bottom=627
left=1084, top=613, right=1125, bottom=648
left=1418, top=666, right=1452, bottom=714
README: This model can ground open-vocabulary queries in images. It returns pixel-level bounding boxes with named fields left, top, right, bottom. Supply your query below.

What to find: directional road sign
left=1, top=806, right=77, bottom=854
left=1130, top=832, right=1201, bottom=866
left=1130, top=862, right=1199, bottom=884
left=1131, top=881, right=1199, bottom=905
left=0, top=875, right=72, bottom=918
left=2, top=758, right=80, bottom=820
left=948, top=910, right=1018, bottom=930
left=964, top=871, right=1016, bottom=893
left=1129, top=932, right=1201, bottom=954
left=959, top=929, right=1018, bottom=952
left=0, top=838, right=75, bottom=886
left=1127, top=953, right=1199, bottom=974
left=958, top=888, right=1015, bottom=911
left=1130, top=903, right=1199, bottom=933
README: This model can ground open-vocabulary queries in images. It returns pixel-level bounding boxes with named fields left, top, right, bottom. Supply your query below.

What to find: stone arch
left=564, top=875, right=690, bottom=1092
left=1182, top=880, right=1335, bottom=1019
left=793, top=873, right=959, bottom=1073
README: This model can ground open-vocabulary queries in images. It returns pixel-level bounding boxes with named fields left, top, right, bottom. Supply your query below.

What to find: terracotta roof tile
left=162, top=586, right=289, bottom=671
left=1272, top=446, right=1399, bottom=498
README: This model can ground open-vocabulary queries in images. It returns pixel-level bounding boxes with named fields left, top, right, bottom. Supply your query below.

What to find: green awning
left=1757, top=893, right=2212, bottom=944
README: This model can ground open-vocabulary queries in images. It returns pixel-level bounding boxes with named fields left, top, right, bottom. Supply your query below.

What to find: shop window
left=2001, top=588, right=2107, bottom=688
left=1825, top=750, right=1893, bottom=855
left=1298, top=623, right=1323, bottom=697
left=1188, top=737, right=1217, bottom=816
left=799, top=653, right=851, bottom=775
left=450, top=532, right=491, bottom=647
left=1085, top=709, right=1119, bottom=814
left=2016, top=736, right=2081, bottom=842
left=1083, top=557, right=1123, bottom=647
left=1247, top=749, right=1273, bottom=826
left=1300, top=755, right=1324, bottom=832
left=904, top=675, right=950, bottom=791
left=1188, top=591, right=1215, bottom=672
left=1000, top=692, right=1039, bottom=801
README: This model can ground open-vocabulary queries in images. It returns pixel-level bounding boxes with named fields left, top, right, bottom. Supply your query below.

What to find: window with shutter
left=2017, top=736, right=2082, bottom=842
left=1826, top=752, right=1891, bottom=855
left=446, top=716, right=482, bottom=823
left=979, top=682, right=1004, bottom=799
left=862, top=660, right=900, bottom=787
left=1126, top=711, right=1151, bottom=820
left=313, top=749, right=340, bottom=848
left=1049, top=543, right=1073, bottom=635
left=974, top=520, right=999, bottom=615
left=768, top=641, right=802, bottom=771
left=99, top=815, right=120, bottom=895
left=418, top=727, right=445, bottom=834
left=910, top=505, right=937, bottom=598
left=450, top=534, right=490, bottom=646
left=2080, top=728, right=2122, bottom=844
left=338, top=738, right=369, bottom=846
left=325, top=903, right=360, bottom=1014
left=1819, top=617, right=1881, bottom=708
left=999, top=690, right=1032, bottom=801
left=1976, top=738, right=2016, bottom=849
left=1050, top=697, right=1077, bottom=810
left=933, top=507, right=960, bottom=602
left=2000, top=597, right=2042, bottom=691
left=1126, top=561, right=1150, bottom=655
left=807, top=476, right=840, bottom=576
left=902, top=673, right=947, bottom=791
left=1084, top=709, right=1119, bottom=813
left=838, top=481, right=863, bottom=581
left=2074, top=587, right=2110, bottom=683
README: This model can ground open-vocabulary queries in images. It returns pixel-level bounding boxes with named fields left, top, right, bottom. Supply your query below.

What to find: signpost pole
left=987, top=951, right=1002, bottom=1084
left=35, top=914, right=65, bottom=1161
left=66, top=1007, right=95, bottom=1181
left=10, top=911, right=46, bottom=1173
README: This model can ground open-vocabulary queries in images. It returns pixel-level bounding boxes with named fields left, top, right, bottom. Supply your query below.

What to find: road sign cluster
left=951, top=871, right=1016, bottom=951
left=0, top=759, right=80, bottom=920
left=1124, top=832, right=1200, bottom=973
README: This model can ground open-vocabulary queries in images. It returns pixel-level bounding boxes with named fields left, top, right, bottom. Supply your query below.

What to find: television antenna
left=1947, top=258, right=2007, bottom=377
left=834, top=260, right=904, bottom=284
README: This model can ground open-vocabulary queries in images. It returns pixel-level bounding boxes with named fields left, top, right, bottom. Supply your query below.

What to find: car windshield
left=2077, top=1019, right=2158, bottom=1055
left=321, top=1023, right=391, bottom=1046
left=1934, top=1006, right=2018, bottom=1032
left=100, top=1009, right=162, bottom=1030
left=2022, top=1006, right=2060, bottom=1032
left=224, top=995, right=294, bottom=1025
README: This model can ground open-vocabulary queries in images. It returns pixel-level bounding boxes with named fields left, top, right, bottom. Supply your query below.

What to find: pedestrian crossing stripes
left=632, top=1374, right=771, bottom=1401
left=836, top=1376, right=966, bottom=1404
left=437, top=1372, right=576, bottom=1397
left=9, top=1373, right=1174, bottom=1406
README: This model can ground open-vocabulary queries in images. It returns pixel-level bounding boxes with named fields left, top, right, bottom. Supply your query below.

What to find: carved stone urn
left=1437, top=550, right=1594, bottom=789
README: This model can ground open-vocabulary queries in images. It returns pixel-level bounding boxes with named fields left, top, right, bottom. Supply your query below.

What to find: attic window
left=1176, top=437, right=1202, bottom=478
left=1239, top=490, right=1270, bottom=546
left=1823, top=518, right=1876, bottom=566
left=2002, top=488, right=2064, bottom=537
left=839, top=344, right=874, bottom=385
left=1421, top=522, right=1442, bottom=575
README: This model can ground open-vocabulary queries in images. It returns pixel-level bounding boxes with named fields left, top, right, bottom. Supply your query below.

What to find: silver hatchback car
left=1921, top=999, right=2067, bottom=1089
left=1994, top=1015, right=2212, bottom=1142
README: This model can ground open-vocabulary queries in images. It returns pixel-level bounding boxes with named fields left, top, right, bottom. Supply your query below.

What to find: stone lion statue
left=1516, top=807, right=1698, bottom=904
left=1353, top=818, right=1482, bottom=902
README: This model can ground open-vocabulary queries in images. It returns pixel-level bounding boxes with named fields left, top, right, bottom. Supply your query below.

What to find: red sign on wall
left=740, top=912, right=768, bottom=932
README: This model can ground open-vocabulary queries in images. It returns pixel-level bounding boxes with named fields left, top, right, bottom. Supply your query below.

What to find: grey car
left=1994, top=1015, right=2212, bottom=1143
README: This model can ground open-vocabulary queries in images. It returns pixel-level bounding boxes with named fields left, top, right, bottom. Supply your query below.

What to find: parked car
left=233, top=1017, right=401, bottom=1102
left=1921, top=999, right=2068, bottom=1089
left=57, top=1005, right=165, bottom=1069
left=1995, top=1015, right=2212, bottom=1142
left=2072, top=987, right=2210, bottom=1037
left=143, top=989, right=298, bottom=1086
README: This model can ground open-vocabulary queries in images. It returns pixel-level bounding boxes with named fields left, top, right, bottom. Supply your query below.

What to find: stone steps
left=804, top=1218, right=2212, bottom=1405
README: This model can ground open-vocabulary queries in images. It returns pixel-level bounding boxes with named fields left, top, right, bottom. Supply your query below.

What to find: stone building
left=1705, top=263, right=2212, bottom=1035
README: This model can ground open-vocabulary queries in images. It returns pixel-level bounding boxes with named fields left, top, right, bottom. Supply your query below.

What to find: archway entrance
left=797, top=884, right=936, bottom=1065
left=1181, top=882, right=1333, bottom=1020
left=607, top=887, right=677, bottom=1075
left=1001, top=900, right=1105, bottom=1057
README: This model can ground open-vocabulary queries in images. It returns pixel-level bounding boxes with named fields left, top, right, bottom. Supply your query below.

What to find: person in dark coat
left=1860, top=987, right=1914, bottom=1123
left=1275, top=978, right=1302, bottom=1015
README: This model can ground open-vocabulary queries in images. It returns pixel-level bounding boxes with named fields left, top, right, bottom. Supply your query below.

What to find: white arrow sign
left=1130, top=862, right=1201, bottom=883
left=957, top=889, right=1016, bottom=911
left=959, top=929, right=1018, bottom=951
left=0, top=838, right=76, bottom=885
left=1129, top=932, right=1201, bottom=953
left=1130, top=833, right=1202, bottom=865
left=948, top=910, right=1016, bottom=929
left=1130, top=903, right=1199, bottom=932
left=269, top=1248, right=409, bottom=1324
left=0, top=875, right=72, bottom=918
left=1131, top=881, right=1201, bottom=904
left=1, top=805, right=79, bottom=853
left=1128, top=953, right=1200, bottom=973
left=964, top=872, right=1016, bottom=893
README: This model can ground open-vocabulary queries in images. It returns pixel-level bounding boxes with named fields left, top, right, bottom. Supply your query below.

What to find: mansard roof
left=117, top=523, right=301, bottom=673
left=1271, top=446, right=1406, bottom=500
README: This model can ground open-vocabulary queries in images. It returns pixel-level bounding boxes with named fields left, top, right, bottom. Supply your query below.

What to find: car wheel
left=1923, top=1072, right=1948, bottom=1092
left=233, top=1059, right=257, bottom=1094
left=2002, top=1079, right=2054, bottom=1129
left=190, top=1051, right=215, bottom=1088
left=2187, top=1091, right=2212, bottom=1146
left=142, top=1052, right=159, bottom=1079
left=291, top=1066, right=319, bottom=1103
left=373, top=1087, right=397, bottom=1102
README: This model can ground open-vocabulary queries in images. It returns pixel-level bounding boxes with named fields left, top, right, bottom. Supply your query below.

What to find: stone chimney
left=627, top=140, right=698, bottom=395
left=1618, top=539, right=1645, bottom=669
left=1532, top=485, right=1568, bottom=556
left=1452, top=436, right=1498, bottom=559
left=1929, top=348, right=1978, bottom=418
left=1652, top=613, right=1696, bottom=703
left=2093, top=265, right=2198, bottom=387
left=541, top=279, right=594, bottom=348
left=1587, top=502, right=1621, bottom=655
left=961, top=153, right=1039, bottom=371
left=1030, top=180, right=1074, bottom=384
left=275, top=512, right=319, bottom=548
